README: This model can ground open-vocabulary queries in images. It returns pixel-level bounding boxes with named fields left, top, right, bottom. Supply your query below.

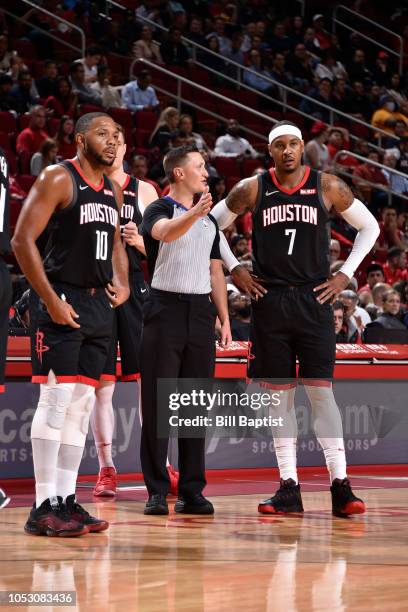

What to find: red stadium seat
left=47, top=118, right=60, bottom=137
left=242, top=158, right=262, bottom=176
left=4, top=149, right=17, bottom=175
left=15, top=174, right=36, bottom=193
left=214, top=157, right=241, bottom=177
left=18, top=150, right=33, bottom=175
left=78, top=104, right=103, bottom=116
left=225, top=175, right=241, bottom=191
left=134, top=129, right=151, bottom=148
left=9, top=200, right=23, bottom=230
left=0, top=112, right=17, bottom=133
left=134, top=111, right=157, bottom=132
left=0, top=132, right=11, bottom=149
left=19, top=114, right=30, bottom=130
left=14, top=39, right=37, bottom=60
left=108, top=108, right=133, bottom=131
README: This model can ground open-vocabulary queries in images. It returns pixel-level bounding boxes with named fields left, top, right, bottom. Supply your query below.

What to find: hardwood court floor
left=1, top=469, right=408, bottom=612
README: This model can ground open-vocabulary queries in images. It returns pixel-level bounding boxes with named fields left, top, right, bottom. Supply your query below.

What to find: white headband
left=268, top=125, right=303, bottom=144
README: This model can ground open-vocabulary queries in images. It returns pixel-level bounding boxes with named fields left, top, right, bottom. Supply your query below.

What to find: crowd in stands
left=1, top=0, right=408, bottom=343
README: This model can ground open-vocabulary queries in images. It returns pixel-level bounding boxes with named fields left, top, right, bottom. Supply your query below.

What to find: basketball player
left=12, top=113, right=130, bottom=536
left=0, top=147, right=12, bottom=509
left=91, top=128, right=262, bottom=497
left=211, top=121, right=380, bottom=517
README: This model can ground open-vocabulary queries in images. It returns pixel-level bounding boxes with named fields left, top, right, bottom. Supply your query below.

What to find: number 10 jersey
left=43, top=160, right=119, bottom=288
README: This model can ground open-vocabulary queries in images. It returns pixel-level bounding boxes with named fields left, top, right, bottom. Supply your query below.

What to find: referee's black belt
left=150, top=288, right=210, bottom=301
left=261, top=281, right=324, bottom=291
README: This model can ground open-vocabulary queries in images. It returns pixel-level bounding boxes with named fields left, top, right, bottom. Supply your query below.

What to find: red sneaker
left=24, top=497, right=89, bottom=537
left=167, top=464, right=179, bottom=496
left=93, top=467, right=117, bottom=497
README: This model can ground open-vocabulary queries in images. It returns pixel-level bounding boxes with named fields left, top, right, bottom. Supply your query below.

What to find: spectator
left=314, top=49, right=347, bottom=82
left=229, top=292, right=251, bottom=340
left=286, top=44, right=314, bottom=91
left=303, top=27, right=321, bottom=56
left=55, top=115, right=76, bottom=159
left=10, top=70, right=40, bottom=114
left=299, top=78, right=333, bottom=123
left=377, top=206, right=406, bottom=250
left=332, top=78, right=349, bottom=114
left=371, top=282, right=392, bottom=310
left=352, top=150, right=389, bottom=209
left=101, top=21, right=132, bottom=56
left=16, top=105, right=49, bottom=155
left=0, top=74, right=17, bottom=112
left=185, top=17, right=207, bottom=48
left=225, top=31, right=245, bottom=80
left=204, top=35, right=227, bottom=85
left=372, top=51, right=393, bottom=87
left=364, top=289, right=408, bottom=342
left=45, top=76, right=78, bottom=118
left=382, top=247, right=408, bottom=285
left=149, top=106, right=180, bottom=153
left=382, top=151, right=408, bottom=197
left=269, top=22, right=295, bottom=54
left=161, top=27, right=191, bottom=67
left=383, top=120, right=407, bottom=150
left=206, top=17, right=232, bottom=55
left=243, top=50, right=277, bottom=101
left=121, top=70, right=159, bottom=113
left=133, top=25, right=164, bottom=64
left=396, top=137, right=408, bottom=173
left=358, top=263, right=385, bottom=301
left=333, top=300, right=358, bottom=343
left=30, top=137, right=58, bottom=176
left=119, top=9, right=142, bottom=52
left=179, top=113, right=211, bottom=152
left=371, top=95, right=408, bottom=137
left=345, top=81, right=374, bottom=121
left=35, top=60, right=59, bottom=99
left=69, top=62, right=102, bottom=106
left=386, top=73, right=407, bottom=108
left=311, top=14, right=332, bottom=51
left=270, top=53, right=293, bottom=91
left=290, top=15, right=305, bottom=45
left=209, top=176, right=227, bottom=203
left=129, top=154, right=161, bottom=196
left=0, top=34, right=15, bottom=72
left=201, top=148, right=219, bottom=180
left=327, top=127, right=358, bottom=169
left=7, top=55, right=29, bottom=84
left=347, top=49, right=373, bottom=86
left=75, top=45, right=103, bottom=83
left=329, top=239, right=341, bottom=264
left=339, top=289, right=371, bottom=334
left=231, top=234, right=251, bottom=261
left=368, top=83, right=382, bottom=114
left=214, top=118, right=259, bottom=159
left=304, top=121, right=330, bottom=171
left=90, top=65, right=122, bottom=109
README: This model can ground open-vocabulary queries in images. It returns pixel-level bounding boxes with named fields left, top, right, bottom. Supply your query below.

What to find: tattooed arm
left=225, top=176, right=259, bottom=215
left=320, top=172, right=354, bottom=213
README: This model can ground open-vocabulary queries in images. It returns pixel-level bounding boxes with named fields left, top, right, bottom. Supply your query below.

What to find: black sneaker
left=24, top=497, right=89, bottom=537
left=144, top=494, right=169, bottom=515
left=331, top=478, right=366, bottom=518
left=174, top=493, right=214, bottom=515
left=0, top=488, right=10, bottom=509
left=258, top=479, right=304, bottom=514
left=65, top=494, right=109, bottom=532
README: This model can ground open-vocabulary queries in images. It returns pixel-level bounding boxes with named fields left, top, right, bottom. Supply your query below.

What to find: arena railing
left=130, top=58, right=277, bottom=145
left=19, top=0, right=86, bottom=57
left=333, top=149, right=408, bottom=207
left=129, top=14, right=394, bottom=149
left=333, top=5, right=404, bottom=75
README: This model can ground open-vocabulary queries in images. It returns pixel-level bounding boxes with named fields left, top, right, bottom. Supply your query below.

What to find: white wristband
left=210, top=198, right=238, bottom=230
left=219, top=232, right=240, bottom=272
left=338, top=199, right=380, bottom=279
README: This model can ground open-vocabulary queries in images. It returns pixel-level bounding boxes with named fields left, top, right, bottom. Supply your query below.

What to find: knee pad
left=31, top=380, right=75, bottom=442
left=61, top=384, right=95, bottom=446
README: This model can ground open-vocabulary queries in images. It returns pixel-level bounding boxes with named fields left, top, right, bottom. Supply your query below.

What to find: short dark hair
left=366, top=262, right=384, bottom=276
left=44, top=59, right=57, bottom=68
left=332, top=300, right=345, bottom=313
left=163, top=143, right=200, bottom=183
left=85, top=45, right=102, bottom=56
left=272, top=120, right=299, bottom=130
left=70, top=61, right=83, bottom=75
left=74, top=112, right=111, bottom=136
left=138, top=70, right=151, bottom=80
left=388, top=246, right=403, bottom=259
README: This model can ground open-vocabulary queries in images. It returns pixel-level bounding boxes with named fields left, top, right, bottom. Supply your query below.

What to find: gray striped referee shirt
left=139, top=196, right=221, bottom=294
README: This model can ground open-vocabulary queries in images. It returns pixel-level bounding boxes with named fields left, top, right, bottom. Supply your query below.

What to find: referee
left=139, top=144, right=231, bottom=516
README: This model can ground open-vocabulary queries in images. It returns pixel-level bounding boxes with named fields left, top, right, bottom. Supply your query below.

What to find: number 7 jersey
left=43, top=160, right=119, bottom=288
left=251, top=166, right=330, bottom=285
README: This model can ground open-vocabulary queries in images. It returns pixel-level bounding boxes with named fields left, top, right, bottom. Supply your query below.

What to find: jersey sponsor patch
left=123, top=190, right=136, bottom=197
left=104, top=189, right=114, bottom=197
left=300, top=188, right=316, bottom=195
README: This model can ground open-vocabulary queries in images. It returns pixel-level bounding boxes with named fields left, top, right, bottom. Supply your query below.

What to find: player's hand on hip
left=105, top=282, right=130, bottom=308
left=231, top=265, right=267, bottom=300
left=192, top=186, right=212, bottom=218
left=47, top=297, right=80, bottom=328
left=314, top=272, right=349, bottom=304
left=218, top=320, right=232, bottom=349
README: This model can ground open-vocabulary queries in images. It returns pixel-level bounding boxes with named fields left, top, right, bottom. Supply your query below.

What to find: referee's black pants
left=140, top=288, right=216, bottom=496
left=0, top=257, right=12, bottom=392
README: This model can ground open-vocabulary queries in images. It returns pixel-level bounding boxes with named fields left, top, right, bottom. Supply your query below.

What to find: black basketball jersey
left=43, top=160, right=119, bottom=288
left=121, top=175, right=143, bottom=278
left=252, top=166, right=330, bottom=285
left=0, top=148, right=10, bottom=253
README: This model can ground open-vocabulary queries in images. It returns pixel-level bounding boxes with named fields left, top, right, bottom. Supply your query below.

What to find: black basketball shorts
left=248, top=283, right=336, bottom=384
left=0, top=258, right=12, bottom=392
left=101, top=275, right=148, bottom=382
left=31, top=282, right=114, bottom=387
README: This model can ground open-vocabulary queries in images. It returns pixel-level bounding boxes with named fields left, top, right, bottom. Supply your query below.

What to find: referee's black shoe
left=144, top=494, right=169, bottom=515
left=331, top=478, right=366, bottom=517
left=258, top=479, right=304, bottom=514
left=174, top=493, right=214, bottom=515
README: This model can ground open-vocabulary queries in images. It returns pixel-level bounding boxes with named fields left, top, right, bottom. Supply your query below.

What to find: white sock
left=90, top=382, right=115, bottom=469
left=56, top=443, right=84, bottom=501
left=32, top=438, right=60, bottom=508
left=304, top=384, right=347, bottom=483
left=270, top=388, right=298, bottom=483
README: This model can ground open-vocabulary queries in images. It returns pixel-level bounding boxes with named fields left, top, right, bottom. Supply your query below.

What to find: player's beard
left=84, top=138, right=115, bottom=167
